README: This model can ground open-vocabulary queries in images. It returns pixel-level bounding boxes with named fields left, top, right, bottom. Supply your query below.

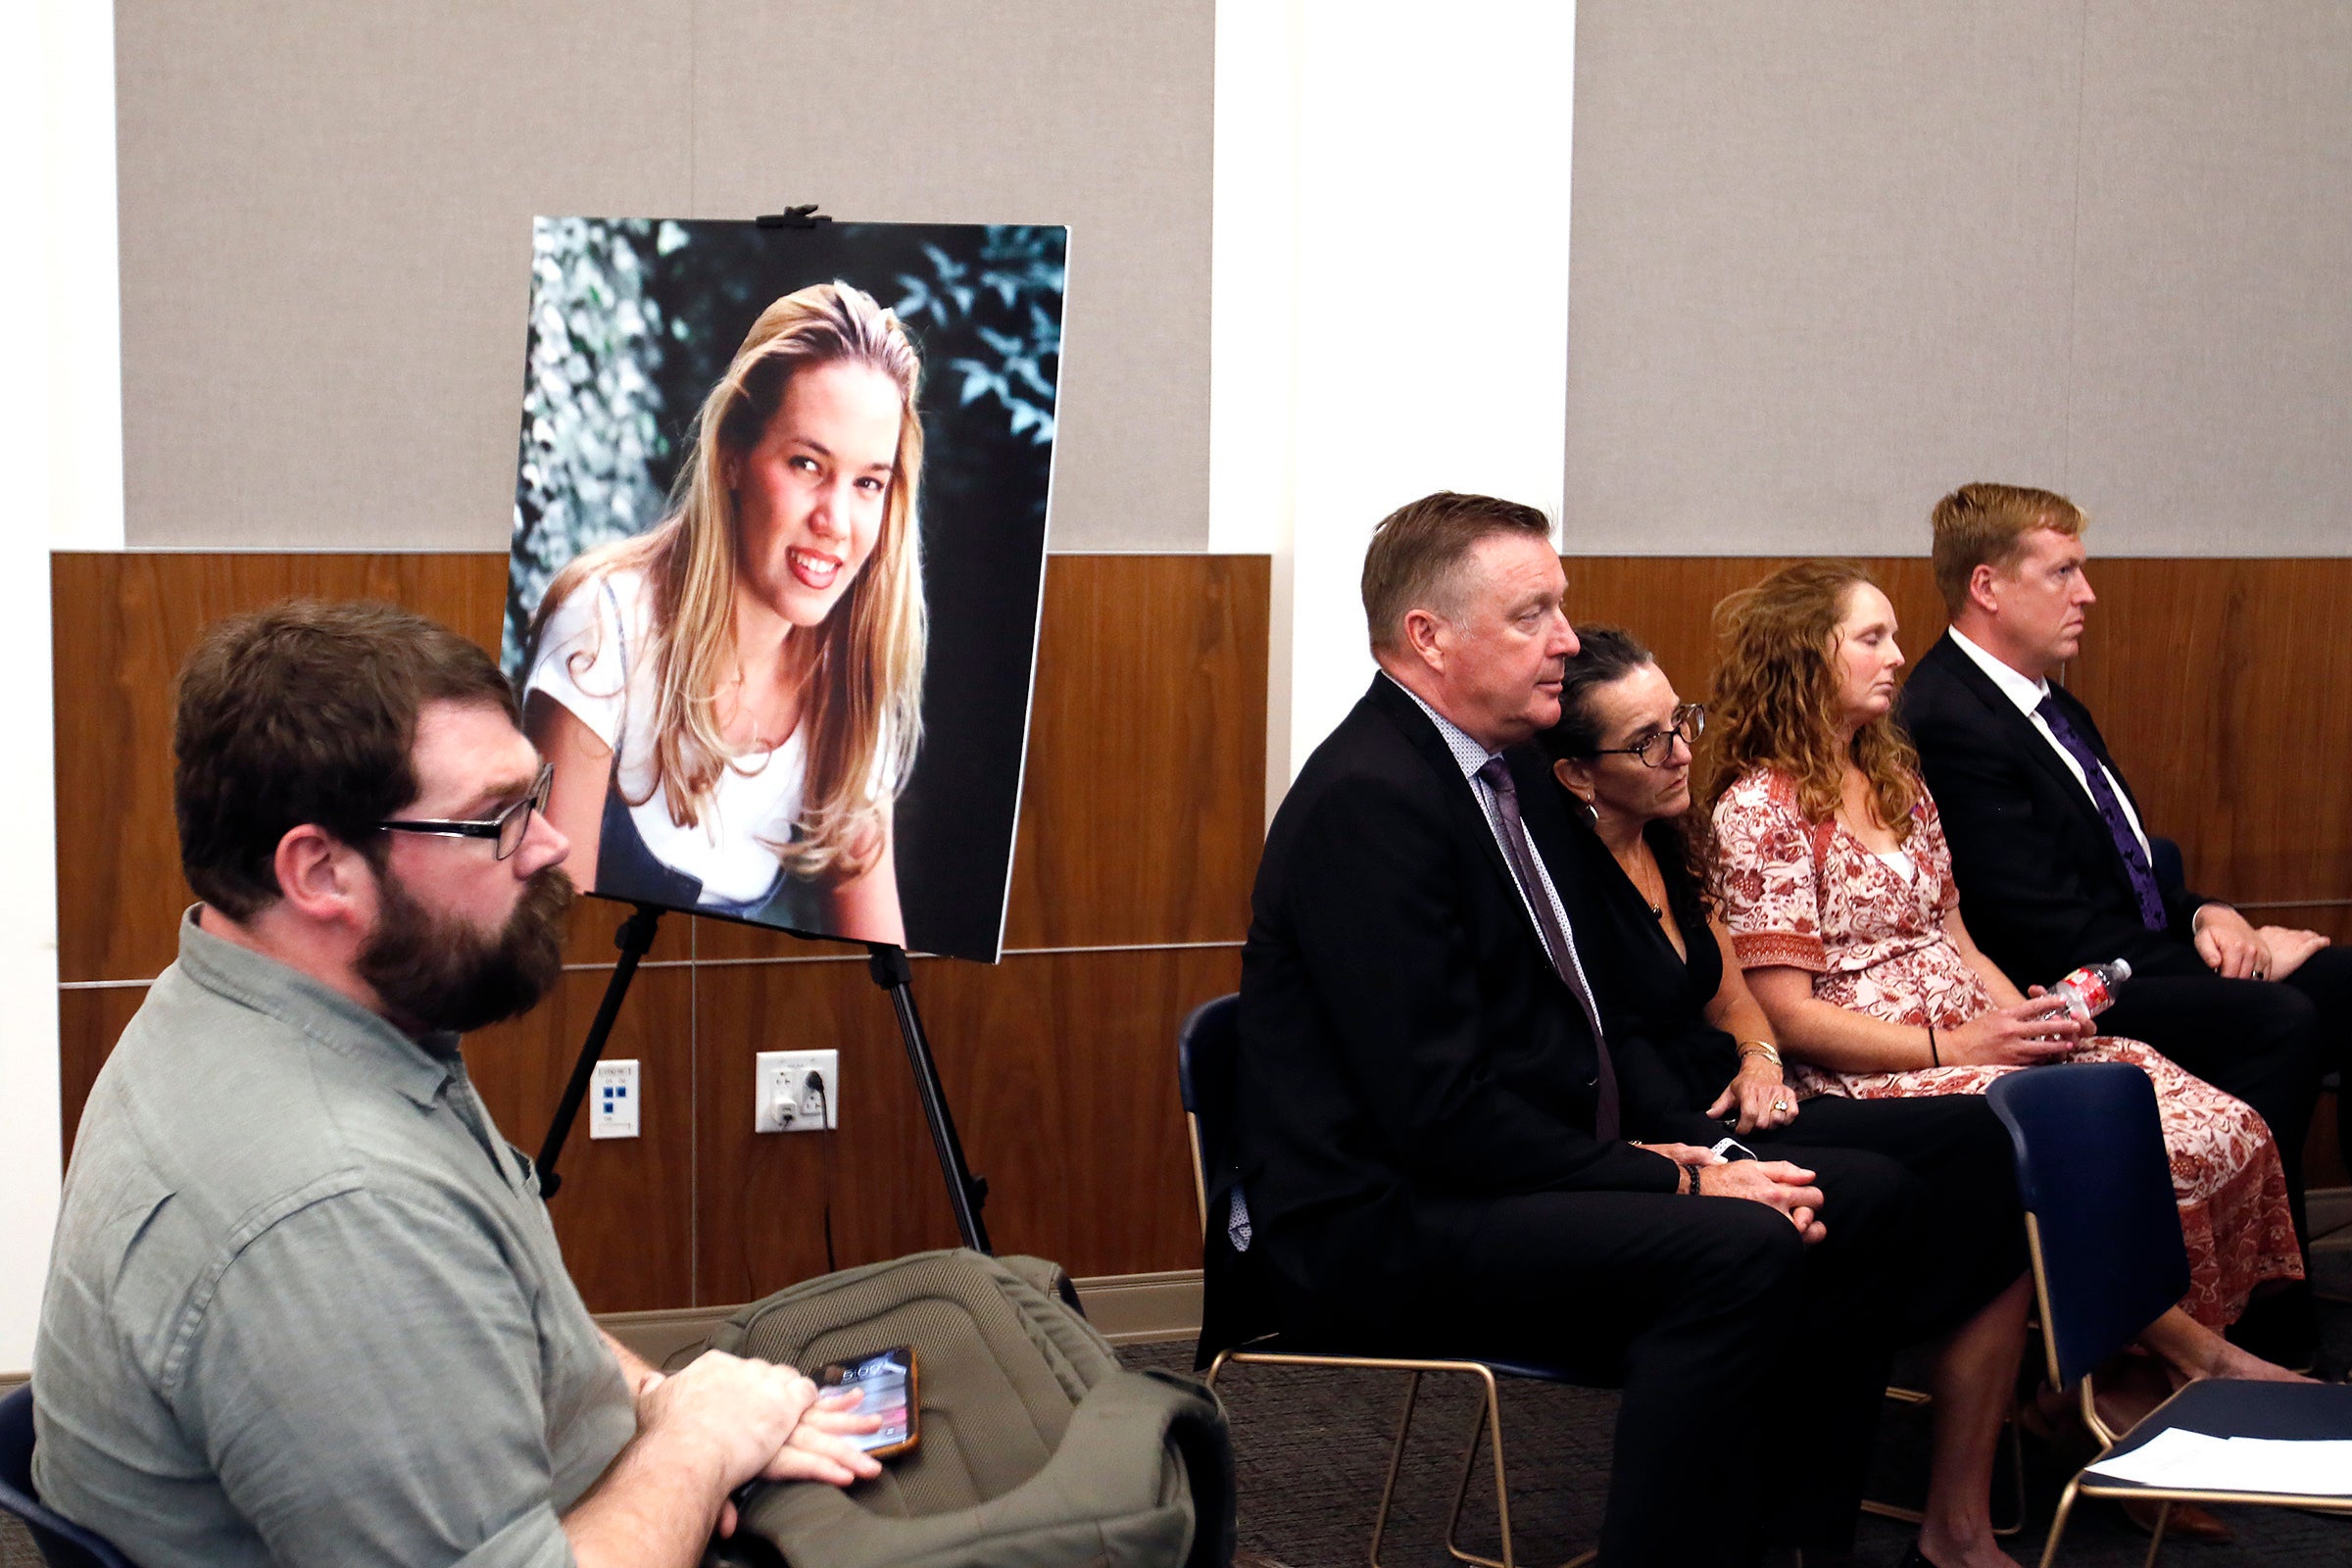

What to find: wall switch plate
left=589, top=1059, right=641, bottom=1139
left=755, top=1049, right=839, bottom=1133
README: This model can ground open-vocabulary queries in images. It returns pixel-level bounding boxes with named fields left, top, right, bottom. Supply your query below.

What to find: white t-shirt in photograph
left=526, top=568, right=805, bottom=906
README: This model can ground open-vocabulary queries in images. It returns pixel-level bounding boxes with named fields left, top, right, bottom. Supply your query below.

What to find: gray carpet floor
left=1122, top=1295, right=2352, bottom=1568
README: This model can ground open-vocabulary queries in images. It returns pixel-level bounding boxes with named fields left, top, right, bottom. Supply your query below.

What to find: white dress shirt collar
left=1946, top=625, right=2051, bottom=718
left=1383, top=670, right=1500, bottom=778
left=1941, top=626, right=2152, bottom=859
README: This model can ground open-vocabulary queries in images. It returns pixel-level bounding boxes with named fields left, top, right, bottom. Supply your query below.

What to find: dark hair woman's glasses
left=1589, top=704, right=1704, bottom=768
left=376, top=762, right=555, bottom=860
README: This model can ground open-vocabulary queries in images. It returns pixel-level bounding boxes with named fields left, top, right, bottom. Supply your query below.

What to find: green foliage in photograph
left=892, top=225, right=1064, bottom=447
left=506, top=217, right=682, bottom=671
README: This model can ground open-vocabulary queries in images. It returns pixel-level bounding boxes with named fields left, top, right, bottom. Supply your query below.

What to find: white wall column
left=1211, top=0, right=1577, bottom=809
left=3, top=0, right=125, bottom=1371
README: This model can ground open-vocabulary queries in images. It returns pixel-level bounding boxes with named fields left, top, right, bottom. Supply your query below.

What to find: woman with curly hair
left=1702, top=562, right=2304, bottom=1547
left=523, top=281, right=926, bottom=943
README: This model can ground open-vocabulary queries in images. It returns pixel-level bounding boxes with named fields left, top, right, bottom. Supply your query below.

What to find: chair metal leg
left=1440, top=1365, right=1514, bottom=1568
left=1861, top=1389, right=2027, bottom=1537
left=1434, top=1368, right=1596, bottom=1568
left=2138, top=1501, right=2168, bottom=1568
left=2038, top=1476, right=2084, bottom=1568
left=1366, top=1371, right=1423, bottom=1568
left=1210, top=1352, right=1594, bottom=1568
left=1997, top=1410, right=2027, bottom=1539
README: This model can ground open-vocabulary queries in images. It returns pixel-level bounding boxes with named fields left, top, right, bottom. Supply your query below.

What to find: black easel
left=535, top=905, right=663, bottom=1200
left=533, top=199, right=986, bottom=1247
left=867, top=943, right=990, bottom=1250
left=533, top=906, right=992, bottom=1253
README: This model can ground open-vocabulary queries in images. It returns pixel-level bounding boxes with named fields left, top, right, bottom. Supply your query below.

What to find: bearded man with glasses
left=33, top=600, right=878, bottom=1568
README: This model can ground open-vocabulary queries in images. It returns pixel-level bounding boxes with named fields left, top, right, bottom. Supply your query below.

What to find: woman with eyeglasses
left=1535, top=632, right=1788, bottom=1127
left=1536, top=625, right=2037, bottom=1568
left=1701, top=563, right=2306, bottom=1550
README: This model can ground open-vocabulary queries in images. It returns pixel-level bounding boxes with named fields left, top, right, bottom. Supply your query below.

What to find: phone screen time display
left=821, top=1348, right=913, bottom=1455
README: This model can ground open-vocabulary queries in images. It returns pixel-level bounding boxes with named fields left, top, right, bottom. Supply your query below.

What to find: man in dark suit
left=1899, top=481, right=2352, bottom=1357
left=1236, top=492, right=1984, bottom=1566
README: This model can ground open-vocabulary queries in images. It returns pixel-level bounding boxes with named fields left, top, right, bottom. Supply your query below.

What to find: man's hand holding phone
left=630, top=1350, right=884, bottom=1540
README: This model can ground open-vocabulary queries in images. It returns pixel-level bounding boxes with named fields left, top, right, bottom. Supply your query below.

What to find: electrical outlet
left=588, top=1059, right=640, bottom=1140
left=754, top=1049, right=839, bottom=1133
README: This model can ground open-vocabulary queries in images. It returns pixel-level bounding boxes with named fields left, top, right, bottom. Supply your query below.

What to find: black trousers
left=1262, top=1097, right=2021, bottom=1567
left=1748, top=1093, right=2030, bottom=1341
left=2100, top=942, right=2352, bottom=1238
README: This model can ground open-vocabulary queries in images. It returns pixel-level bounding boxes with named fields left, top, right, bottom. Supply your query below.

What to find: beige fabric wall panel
left=116, top=1, right=1212, bottom=553
left=1563, top=2, right=2082, bottom=555
left=1563, top=1, right=2352, bottom=557
left=2064, top=2, right=2352, bottom=553
left=116, top=3, right=697, bottom=550
left=690, top=2, right=1211, bottom=553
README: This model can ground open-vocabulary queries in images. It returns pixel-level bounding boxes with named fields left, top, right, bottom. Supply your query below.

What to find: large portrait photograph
left=506, top=218, right=1063, bottom=961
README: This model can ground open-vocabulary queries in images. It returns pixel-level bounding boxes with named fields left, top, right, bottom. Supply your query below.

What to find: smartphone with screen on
left=818, top=1347, right=918, bottom=1460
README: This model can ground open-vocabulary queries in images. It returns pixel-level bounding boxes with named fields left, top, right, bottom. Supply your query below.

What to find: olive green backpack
left=700, top=1250, right=1234, bottom=1568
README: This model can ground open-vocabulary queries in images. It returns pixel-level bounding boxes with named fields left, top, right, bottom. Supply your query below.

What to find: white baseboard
left=1071, top=1268, right=1203, bottom=1346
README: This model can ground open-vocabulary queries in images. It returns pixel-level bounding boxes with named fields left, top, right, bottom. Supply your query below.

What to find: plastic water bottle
left=2049, top=958, right=2132, bottom=1025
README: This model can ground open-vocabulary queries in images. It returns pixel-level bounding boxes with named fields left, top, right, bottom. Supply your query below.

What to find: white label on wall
left=589, top=1059, right=641, bottom=1140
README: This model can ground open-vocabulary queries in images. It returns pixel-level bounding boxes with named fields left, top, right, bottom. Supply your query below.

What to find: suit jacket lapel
left=1928, top=637, right=2139, bottom=895
left=2045, top=682, right=2151, bottom=823
left=1363, top=675, right=1547, bottom=961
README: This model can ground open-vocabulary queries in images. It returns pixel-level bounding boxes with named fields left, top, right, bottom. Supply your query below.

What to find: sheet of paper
left=2084, top=1430, right=2230, bottom=1487
left=2085, top=1430, right=2352, bottom=1495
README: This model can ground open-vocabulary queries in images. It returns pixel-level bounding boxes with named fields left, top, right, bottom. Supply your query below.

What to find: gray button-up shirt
left=33, top=910, right=634, bottom=1568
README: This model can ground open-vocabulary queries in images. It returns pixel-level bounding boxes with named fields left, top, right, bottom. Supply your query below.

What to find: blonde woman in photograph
left=524, top=281, right=926, bottom=942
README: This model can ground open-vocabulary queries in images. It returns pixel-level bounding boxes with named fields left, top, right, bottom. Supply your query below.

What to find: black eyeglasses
left=1588, top=704, right=1705, bottom=768
left=376, top=762, right=554, bottom=860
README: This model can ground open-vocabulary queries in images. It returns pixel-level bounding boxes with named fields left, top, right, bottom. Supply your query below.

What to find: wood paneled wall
left=54, top=553, right=1263, bottom=1311
left=52, top=551, right=2350, bottom=1315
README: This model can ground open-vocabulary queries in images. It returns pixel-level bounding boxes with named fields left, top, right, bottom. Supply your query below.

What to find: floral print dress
left=1712, top=767, right=2301, bottom=1329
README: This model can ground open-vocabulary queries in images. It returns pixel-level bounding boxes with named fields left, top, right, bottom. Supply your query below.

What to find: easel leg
left=535, top=905, right=664, bottom=1199
left=867, top=943, right=991, bottom=1252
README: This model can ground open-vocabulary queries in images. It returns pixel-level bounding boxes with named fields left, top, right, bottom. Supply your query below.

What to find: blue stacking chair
left=1984, top=1062, right=2352, bottom=1566
left=0, top=1384, right=138, bottom=1568
left=1178, top=994, right=1596, bottom=1568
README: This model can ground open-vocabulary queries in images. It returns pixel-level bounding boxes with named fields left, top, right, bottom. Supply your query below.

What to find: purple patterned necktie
left=2035, top=694, right=2168, bottom=930
left=1476, top=758, right=1621, bottom=1140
